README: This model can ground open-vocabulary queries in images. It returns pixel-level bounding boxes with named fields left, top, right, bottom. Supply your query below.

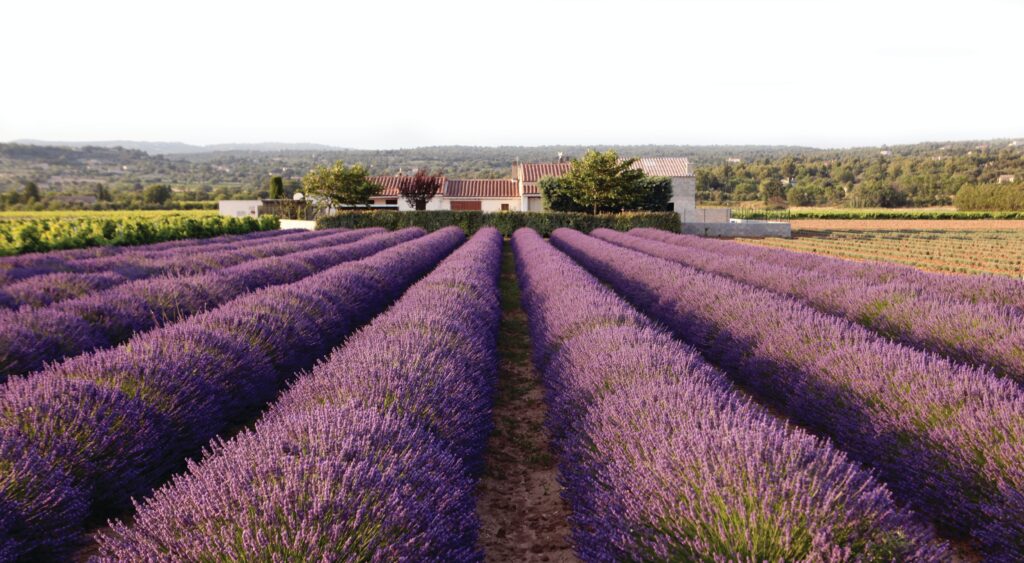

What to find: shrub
left=955, top=183, right=1024, bottom=211
left=316, top=210, right=680, bottom=236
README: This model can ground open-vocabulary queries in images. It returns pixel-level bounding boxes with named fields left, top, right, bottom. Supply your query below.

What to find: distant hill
left=12, top=139, right=344, bottom=155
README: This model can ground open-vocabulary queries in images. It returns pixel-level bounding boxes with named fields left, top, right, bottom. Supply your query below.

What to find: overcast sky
left=1, top=0, right=1021, bottom=149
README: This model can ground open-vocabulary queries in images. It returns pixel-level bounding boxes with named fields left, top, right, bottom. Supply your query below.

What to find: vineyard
left=0, top=222, right=1022, bottom=561
left=0, top=210, right=273, bottom=256
left=742, top=223, right=1024, bottom=276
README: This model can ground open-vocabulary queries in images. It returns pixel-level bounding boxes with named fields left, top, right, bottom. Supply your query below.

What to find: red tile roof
left=631, top=157, right=692, bottom=177
left=368, top=176, right=409, bottom=197
left=518, top=162, right=573, bottom=183
left=370, top=176, right=517, bottom=199
left=444, top=179, right=519, bottom=199
left=369, top=157, right=691, bottom=200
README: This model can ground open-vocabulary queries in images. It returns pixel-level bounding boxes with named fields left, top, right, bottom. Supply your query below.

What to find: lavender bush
left=630, top=227, right=1024, bottom=312
left=513, top=228, right=945, bottom=561
left=0, top=228, right=379, bottom=310
left=594, top=228, right=1024, bottom=384
left=0, top=227, right=408, bottom=379
left=95, top=228, right=502, bottom=561
left=0, top=227, right=359, bottom=309
left=552, top=227, right=1024, bottom=559
left=0, top=225, right=294, bottom=285
left=0, top=227, right=464, bottom=560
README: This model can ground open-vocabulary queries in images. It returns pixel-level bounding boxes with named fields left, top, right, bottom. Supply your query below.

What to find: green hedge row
left=955, top=184, right=1024, bottom=212
left=0, top=215, right=279, bottom=256
left=315, top=210, right=681, bottom=236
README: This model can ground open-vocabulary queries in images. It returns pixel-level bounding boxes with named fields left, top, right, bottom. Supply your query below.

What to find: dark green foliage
left=269, top=176, right=284, bottom=199
left=23, top=182, right=41, bottom=202
left=955, top=183, right=1024, bottom=211
left=538, top=153, right=671, bottom=213
left=0, top=215, right=279, bottom=255
left=302, top=161, right=378, bottom=209
left=539, top=176, right=586, bottom=212
left=626, top=176, right=673, bottom=211
left=94, top=184, right=112, bottom=202
left=848, top=181, right=907, bottom=208
left=316, top=210, right=681, bottom=236
left=142, top=184, right=173, bottom=205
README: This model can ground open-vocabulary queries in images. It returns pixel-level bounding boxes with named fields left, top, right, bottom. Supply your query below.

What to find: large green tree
left=302, top=161, right=377, bottom=209
left=543, top=149, right=655, bottom=214
left=143, top=184, right=172, bottom=205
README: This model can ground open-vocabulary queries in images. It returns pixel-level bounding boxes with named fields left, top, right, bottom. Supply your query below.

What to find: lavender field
left=0, top=224, right=1022, bottom=561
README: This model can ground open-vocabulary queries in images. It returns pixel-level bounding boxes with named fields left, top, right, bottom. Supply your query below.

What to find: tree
left=23, top=182, right=40, bottom=202
left=780, top=157, right=798, bottom=186
left=399, top=169, right=444, bottom=211
left=143, top=184, right=173, bottom=205
left=849, top=181, right=906, bottom=208
left=302, top=161, right=378, bottom=209
left=538, top=176, right=586, bottom=212
left=269, top=176, right=284, bottom=199
left=94, top=183, right=112, bottom=202
left=558, top=150, right=646, bottom=214
left=758, top=177, right=786, bottom=207
left=620, top=176, right=673, bottom=211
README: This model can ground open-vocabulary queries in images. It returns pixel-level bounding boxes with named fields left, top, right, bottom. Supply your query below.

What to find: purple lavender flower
left=515, top=227, right=947, bottom=561
left=0, top=227, right=465, bottom=559
left=551, top=227, right=1024, bottom=558
left=595, top=228, right=1024, bottom=384
left=96, top=228, right=501, bottom=561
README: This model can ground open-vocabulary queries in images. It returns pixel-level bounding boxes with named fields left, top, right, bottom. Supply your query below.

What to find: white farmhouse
left=367, top=156, right=697, bottom=213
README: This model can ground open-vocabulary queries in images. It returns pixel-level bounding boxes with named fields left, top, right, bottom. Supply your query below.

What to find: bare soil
left=790, top=218, right=1024, bottom=231
left=475, top=246, right=577, bottom=562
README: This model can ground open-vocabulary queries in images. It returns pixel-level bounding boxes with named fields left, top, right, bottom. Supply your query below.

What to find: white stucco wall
left=479, top=199, right=520, bottom=212
left=670, top=177, right=697, bottom=211
left=218, top=200, right=262, bottom=218
left=397, top=196, right=445, bottom=211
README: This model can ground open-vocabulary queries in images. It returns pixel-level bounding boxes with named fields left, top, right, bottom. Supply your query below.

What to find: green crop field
left=0, top=211, right=276, bottom=255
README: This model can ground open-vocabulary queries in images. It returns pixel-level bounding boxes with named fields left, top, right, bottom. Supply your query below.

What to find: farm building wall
left=681, top=219, right=791, bottom=238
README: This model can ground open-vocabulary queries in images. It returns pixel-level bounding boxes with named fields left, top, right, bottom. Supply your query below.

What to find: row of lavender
left=0, top=227, right=412, bottom=378
left=94, top=228, right=502, bottom=560
left=639, top=228, right=1024, bottom=311
left=0, top=226, right=292, bottom=285
left=597, top=228, right=1024, bottom=384
left=551, top=228, right=1024, bottom=559
left=513, top=228, right=945, bottom=560
left=0, top=227, right=344, bottom=309
left=0, top=228, right=464, bottom=560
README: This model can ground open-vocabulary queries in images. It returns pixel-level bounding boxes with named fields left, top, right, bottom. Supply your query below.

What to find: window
left=385, top=199, right=398, bottom=205
left=500, top=203, right=510, bottom=211
left=450, top=200, right=482, bottom=211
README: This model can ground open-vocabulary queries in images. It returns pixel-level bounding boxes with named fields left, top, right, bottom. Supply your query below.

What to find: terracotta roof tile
left=518, top=162, right=573, bottom=183
left=631, top=157, right=692, bottom=177
left=368, top=176, right=408, bottom=197
left=444, top=179, right=519, bottom=199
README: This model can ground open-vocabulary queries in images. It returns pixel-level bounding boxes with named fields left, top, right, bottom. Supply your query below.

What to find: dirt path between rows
left=475, top=245, right=577, bottom=562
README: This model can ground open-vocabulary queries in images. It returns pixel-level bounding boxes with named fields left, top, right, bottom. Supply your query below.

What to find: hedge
left=315, top=210, right=681, bottom=236
left=955, top=183, right=1024, bottom=212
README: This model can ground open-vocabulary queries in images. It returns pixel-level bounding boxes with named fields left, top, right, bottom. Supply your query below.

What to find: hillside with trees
left=1, top=139, right=1022, bottom=211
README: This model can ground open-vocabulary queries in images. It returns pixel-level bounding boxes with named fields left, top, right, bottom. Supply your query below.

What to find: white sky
left=1, top=0, right=1021, bottom=149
